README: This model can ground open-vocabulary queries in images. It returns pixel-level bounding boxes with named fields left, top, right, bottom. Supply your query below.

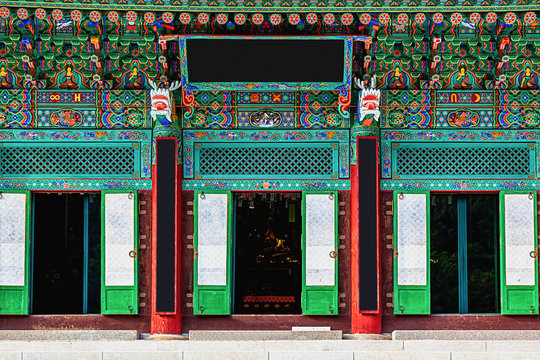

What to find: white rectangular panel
left=397, top=193, right=427, bottom=286
left=0, top=193, right=27, bottom=286
left=504, top=193, right=536, bottom=286
left=197, top=193, right=228, bottom=286
left=105, top=193, right=135, bottom=286
left=305, top=194, right=336, bottom=286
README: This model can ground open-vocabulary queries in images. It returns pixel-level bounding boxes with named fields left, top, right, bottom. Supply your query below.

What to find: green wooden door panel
left=101, top=191, right=139, bottom=315
left=0, top=191, right=30, bottom=315
left=195, top=287, right=230, bottom=315
left=303, top=288, right=338, bottom=315
left=301, top=191, right=339, bottom=315
left=393, top=191, right=430, bottom=315
left=193, top=191, right=232, bottom=315
left=395, top=288, right=429, bottom=315
left=102, top=288, right=138, bottom=314
left=500, top=191, right=539, bottom=315
left=0, top=287, right=27, bottom=314
left=503, top=288, right=538, bottom=314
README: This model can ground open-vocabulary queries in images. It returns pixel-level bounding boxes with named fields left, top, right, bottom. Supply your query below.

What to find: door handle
left=530, top=245, right=539, bottom=260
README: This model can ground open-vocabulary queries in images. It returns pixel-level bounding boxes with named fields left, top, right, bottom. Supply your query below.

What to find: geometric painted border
left=0, top=179, right=152, bottom=191
left=381, top=129, right=540, bottom=179
left=4, top=3, right=540, bottom=13
left=0, top=129, right=153, bottom=179
left=182, top=179, right=351, bottom=191
left=381, top=179, right=540, bottom=192
left=182, top=129, right=350, bottom=179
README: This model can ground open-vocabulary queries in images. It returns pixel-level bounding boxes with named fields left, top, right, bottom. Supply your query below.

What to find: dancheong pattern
left=0, top=1, right=539, bottom=193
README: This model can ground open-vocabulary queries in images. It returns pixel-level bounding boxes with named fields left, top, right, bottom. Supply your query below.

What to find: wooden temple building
left=0, top=0, right=539, bottom=335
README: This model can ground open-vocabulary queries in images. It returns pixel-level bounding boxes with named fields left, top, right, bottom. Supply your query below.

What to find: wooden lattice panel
left=195, top=144, right=336, bottom=179
left=0, top=144, right=137, bottom=178
left=394, top=144, right=533, bottom=179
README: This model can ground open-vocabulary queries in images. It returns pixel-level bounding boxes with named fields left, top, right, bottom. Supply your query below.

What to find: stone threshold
left=0, top=330, right=138, bottom=341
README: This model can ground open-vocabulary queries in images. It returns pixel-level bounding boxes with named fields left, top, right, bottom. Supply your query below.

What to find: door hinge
left=187, top=244, right=198, bottom=260
left=386, top=200, right=394, bottom=216
left=386, top=244, right=398, bottom=259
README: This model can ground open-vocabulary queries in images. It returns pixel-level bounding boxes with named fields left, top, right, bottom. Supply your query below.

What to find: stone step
left=189, top=330, right=343, bottom=341
left=393, top=330, right=540, bottom=341
left=0, top=339, right=539, bottom=359
left=0, top=330, right=138, bottom=341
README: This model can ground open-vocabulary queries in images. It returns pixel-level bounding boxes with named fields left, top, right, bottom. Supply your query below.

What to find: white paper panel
left=0, top=193, right=27, bottom=286
left=197, top=193, right=228, bottom=286
left=305, top=194, right=336, bottom=286
left=397, top=193, right=427, bottom=286
left=105, top=193, right=135, bottom=286
left=504, top=193, right=536, bottom=286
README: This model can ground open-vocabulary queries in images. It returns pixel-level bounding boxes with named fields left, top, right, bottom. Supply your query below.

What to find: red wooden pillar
left=351, top=136, right=382, bottom=334
left=151, top=138, right=182, bottom=334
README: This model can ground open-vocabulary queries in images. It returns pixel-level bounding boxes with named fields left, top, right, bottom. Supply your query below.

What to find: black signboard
left=186, top=39, right=345, bottom=83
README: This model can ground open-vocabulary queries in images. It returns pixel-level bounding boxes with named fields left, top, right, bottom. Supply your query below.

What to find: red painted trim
left=151, top=161, right=158, bottom=331
left=350, top=160, right=360, bottom=331
left=155, top=137, right=178, bottom=316
left=151, top=137, right=182, bottom=334
left=351, top=136, right=382, bottom=334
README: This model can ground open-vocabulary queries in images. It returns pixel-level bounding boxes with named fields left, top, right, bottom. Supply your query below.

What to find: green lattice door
left=301, top=191, right=339, bottom=315
left=0, top=191, right=31, bottom=315
left=101, top=191, right=139, bottom=315
left=393, top=191, right=430, bottom=315
left=500, top=191, right=539, bottom=315
left=193, top=191, right=232, bottom=315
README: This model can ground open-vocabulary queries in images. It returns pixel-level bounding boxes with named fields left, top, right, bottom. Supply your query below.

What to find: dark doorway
left=32, top=193, right=101, bottom=314
left=430, top=194, right=499, bottom=314
left=234, top=193, right=302, bottom=314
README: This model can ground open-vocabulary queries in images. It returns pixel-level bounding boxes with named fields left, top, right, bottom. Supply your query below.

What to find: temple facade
left=0, top=0, right=539, bottom=335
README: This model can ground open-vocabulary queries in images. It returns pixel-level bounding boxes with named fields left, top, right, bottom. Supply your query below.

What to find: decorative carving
left=149, top=80, right=180, bottom=126
left=357, top=76, right=380, bottom=126
left=249, top=110, right=282, bottom=127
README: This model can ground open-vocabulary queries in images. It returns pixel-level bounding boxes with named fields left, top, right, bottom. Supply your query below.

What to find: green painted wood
left=100, top=190, right=139, bottom=315
left=391, top=142, right=535, bottom=180
left=0, top=191, right=31, bottom=315
left=193, top=190, right=232, bottom=315
left=193, top=142, right=340, bottom=180
left=393, top=190, right=430, bottom=315
left=0, top=143, right=141, bottom=179
left=500, top=191, right=539, bottom=315
left=301, top=191, right=339, bottom=315
left=457, top=196, right=468, bottom=314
